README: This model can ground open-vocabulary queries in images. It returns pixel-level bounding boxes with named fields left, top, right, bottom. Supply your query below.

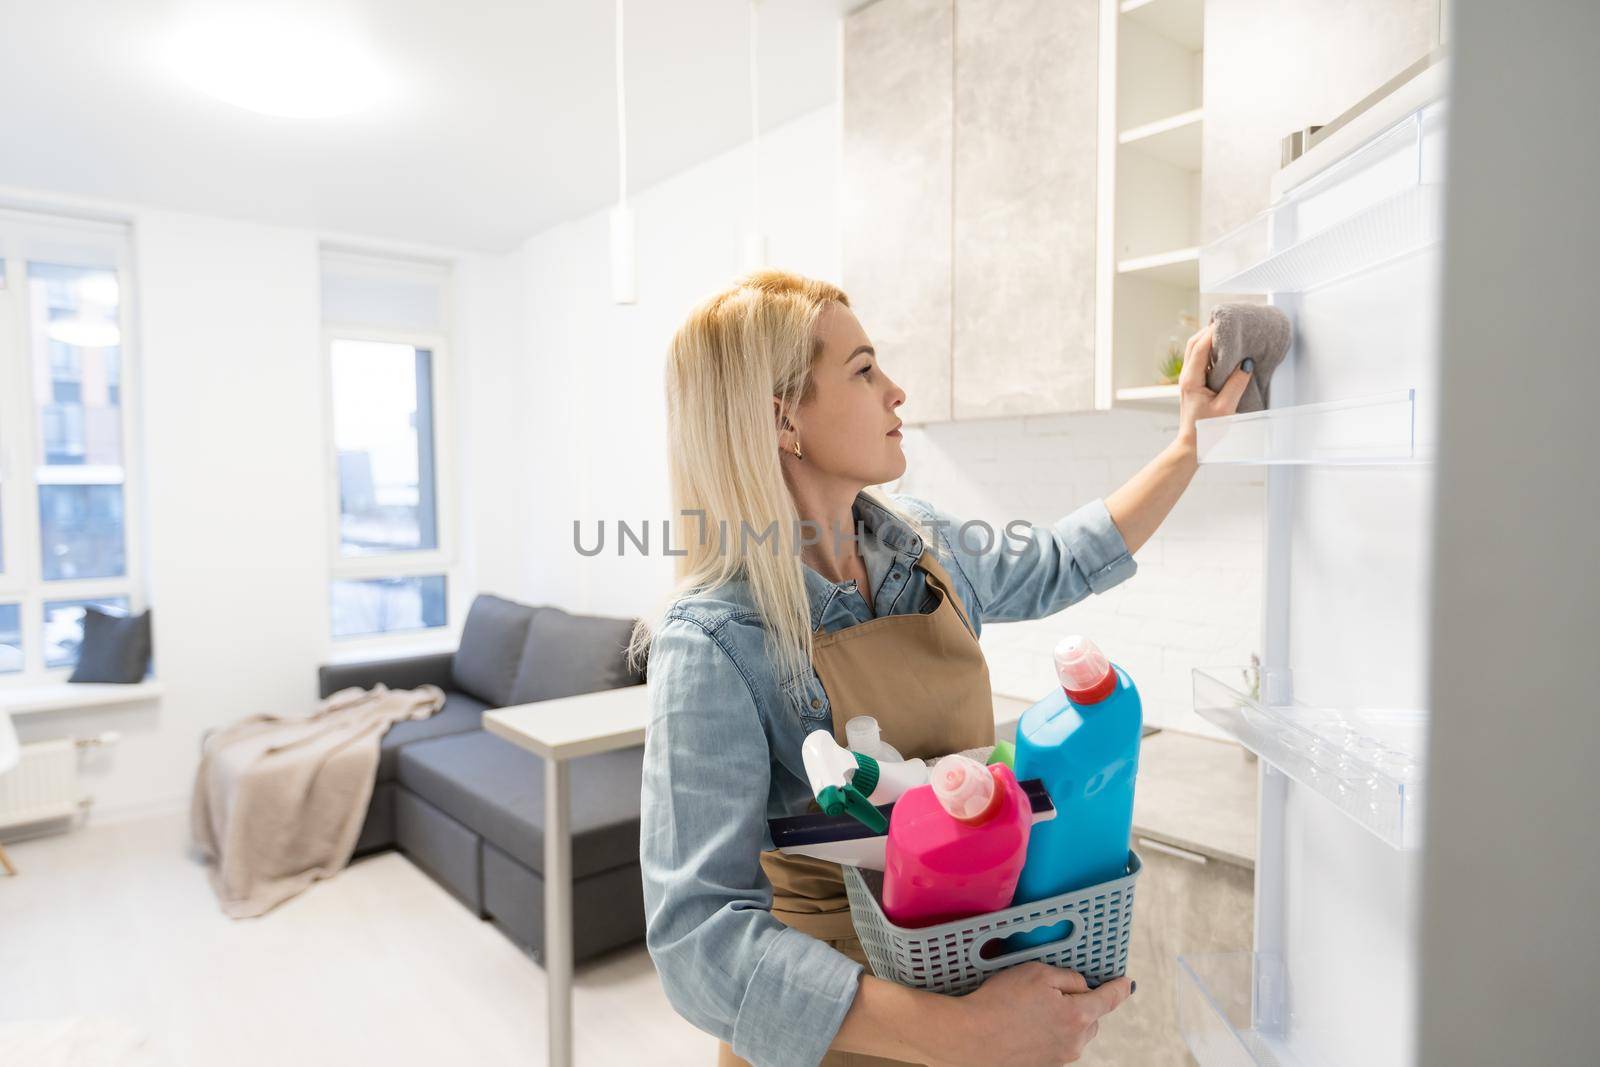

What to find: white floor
left=0, top=812, right=717, bottom=1067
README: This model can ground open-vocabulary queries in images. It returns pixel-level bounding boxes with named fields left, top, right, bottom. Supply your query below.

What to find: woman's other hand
left=933, top=963, right=1134, bottom=1066
left=1177, top=321, right=1252, bottom=447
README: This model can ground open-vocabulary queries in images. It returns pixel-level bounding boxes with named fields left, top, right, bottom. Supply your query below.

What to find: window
left=0, top=603, right=20, bottom=674
left=331, top=576, right=448, bottom=639
left=331, top=339, right=439, bottom=556
left=321, top=250, right=455, bottom=644
left=0, top=212, right=147, bottom=682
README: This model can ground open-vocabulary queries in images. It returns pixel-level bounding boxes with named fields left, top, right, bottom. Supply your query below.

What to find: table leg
left=545, top=756, right=573, bottom=1067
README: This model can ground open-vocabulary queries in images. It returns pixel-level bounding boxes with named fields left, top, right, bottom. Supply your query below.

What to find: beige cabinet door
left=952, top=0, right=1101, bottom=419
left=1079, top=843, right=1255, bottom=1067
left=842, top=0, right=955, bottom=426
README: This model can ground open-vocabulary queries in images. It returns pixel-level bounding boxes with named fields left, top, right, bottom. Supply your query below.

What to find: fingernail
left=1241, top=358, right=1255, bottom=373
left=1130, top=980, right=1138, bottom=995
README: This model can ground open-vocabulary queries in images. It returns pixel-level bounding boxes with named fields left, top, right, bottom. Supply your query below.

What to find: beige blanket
left=191, top=683, right=445, bottom=918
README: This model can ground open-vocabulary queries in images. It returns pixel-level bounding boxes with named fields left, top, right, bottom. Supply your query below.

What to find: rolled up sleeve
left=641, top=617, right=863, bottom=1067
left=896, top=494, right=1137, bottom=624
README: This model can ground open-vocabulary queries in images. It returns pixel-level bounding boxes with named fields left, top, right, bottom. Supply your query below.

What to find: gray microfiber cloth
left=1207, top=303, right=1292, bottom=412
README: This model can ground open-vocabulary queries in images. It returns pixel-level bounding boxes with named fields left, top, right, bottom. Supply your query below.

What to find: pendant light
left=742, top=0, right=767, bottom=271
left=610, top=0, right=637, bottom=304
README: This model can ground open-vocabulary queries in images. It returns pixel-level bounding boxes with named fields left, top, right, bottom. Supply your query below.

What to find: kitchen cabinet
left=951, top=0, right=1100, bottom=419
left=841, top=0, right=955, bottom=426
left=843, top=0, right=1440, bottom=422
left=1081, top=730, right=1258, bottom=1067
left=842, top=0, right=1101, bottom=424
left=1100, top=0, right=1208, bottom=409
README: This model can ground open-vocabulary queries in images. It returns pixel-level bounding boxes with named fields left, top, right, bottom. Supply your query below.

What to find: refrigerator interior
left=1180, top=74, right=1447, bottom=1067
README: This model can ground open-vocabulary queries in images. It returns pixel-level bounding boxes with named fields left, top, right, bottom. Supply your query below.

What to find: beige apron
left=717, top=547, right=996, bottom=1067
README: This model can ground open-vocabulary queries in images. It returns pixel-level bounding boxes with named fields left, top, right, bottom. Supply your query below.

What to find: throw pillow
left=68, top=607, right=153, bottom=684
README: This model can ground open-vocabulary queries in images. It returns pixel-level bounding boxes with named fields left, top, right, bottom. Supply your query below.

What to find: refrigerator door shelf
left=1192, top=668, right=1427, bottom=850
left=1200, top=99, right=1447, bottom=294
left=1176, top=951, right=1303, bottom=1067
left=1195, top=389, right=1423, bottom=466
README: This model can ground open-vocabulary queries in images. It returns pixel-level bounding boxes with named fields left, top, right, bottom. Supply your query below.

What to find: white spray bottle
left=801, top=730, right=930, bottom=832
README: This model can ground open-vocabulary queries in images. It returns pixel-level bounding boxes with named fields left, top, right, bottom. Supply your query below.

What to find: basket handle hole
left=980, top=919, right=1076, bottom=960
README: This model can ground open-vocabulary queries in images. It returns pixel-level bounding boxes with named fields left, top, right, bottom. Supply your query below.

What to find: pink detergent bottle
left=881, top=755, right=1032, bottom=928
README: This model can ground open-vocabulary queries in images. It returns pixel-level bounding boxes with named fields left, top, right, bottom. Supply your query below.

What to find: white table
left=483, top=683, right=654, bottom=1067
left=481, top=684, right=1034, bottom=1067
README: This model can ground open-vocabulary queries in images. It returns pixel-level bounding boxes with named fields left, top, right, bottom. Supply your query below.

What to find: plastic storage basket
left=841, top=851, right=1142, bottom=997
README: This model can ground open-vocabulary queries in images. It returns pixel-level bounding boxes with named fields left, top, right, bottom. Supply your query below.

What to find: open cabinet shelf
left=1120, top=107, right=1203, bottom=169
left=1116, top=246, right=1200, bottom=285
left=1114, top=382, right=1181, bottom=404
left=1176, top=952, right=1301, bottom=1066
left=1200, top=99, right=1446, bottom=293
left=1195, top=389, right=1422, bottom=466
left=1120, top=0, right=1203, bottom=50
left=1099, top=0, right=1204, bottom=409
left=1192, top=668, right=1426, bottom=849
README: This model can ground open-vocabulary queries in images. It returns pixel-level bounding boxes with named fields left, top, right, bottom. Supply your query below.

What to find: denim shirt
left=639, top=492, right=1136, bottom=1067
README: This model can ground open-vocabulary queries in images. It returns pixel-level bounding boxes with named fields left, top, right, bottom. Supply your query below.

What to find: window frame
left=0, top=209, right=148, bottom=686
left=320, top=300, right=461, bottom=652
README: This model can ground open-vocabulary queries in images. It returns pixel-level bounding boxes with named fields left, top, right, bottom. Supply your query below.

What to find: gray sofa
left=317, top=593, right=648, bottom=964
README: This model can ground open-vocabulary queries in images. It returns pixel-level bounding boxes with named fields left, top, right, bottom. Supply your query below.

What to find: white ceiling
left=0, top=0, right=860, bottom=251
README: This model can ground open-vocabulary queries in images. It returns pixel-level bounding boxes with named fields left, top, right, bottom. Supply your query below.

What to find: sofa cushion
left=508, top=607, right=644, bottom=705
left=376, top=690, right=489, bottom=782
left=395, top=789, right=484, bottom=916
left=396, top=730, right=644, bottom=880
left=354, top=780, right=400, bottom=853
left=482, top=841, right=646, bottom=964
left=451, top=594, right=536, bottom=706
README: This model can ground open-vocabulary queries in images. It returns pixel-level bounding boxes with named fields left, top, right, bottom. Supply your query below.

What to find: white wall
left=514, top=104, right=843, bottom=619
left=8, top=193, right=525, bottom=820
left=518, top=102, right=1263, bottom=735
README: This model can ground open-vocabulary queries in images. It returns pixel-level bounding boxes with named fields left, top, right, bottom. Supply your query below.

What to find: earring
left=791, top=440, right=803, bottom=460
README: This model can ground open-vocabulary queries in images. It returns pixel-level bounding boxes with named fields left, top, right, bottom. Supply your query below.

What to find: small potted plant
left=1157, top=312, right=1200, bottom=384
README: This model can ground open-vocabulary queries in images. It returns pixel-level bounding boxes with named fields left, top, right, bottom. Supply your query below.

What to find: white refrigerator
left=1176, top=58, right=1450, bottom=1067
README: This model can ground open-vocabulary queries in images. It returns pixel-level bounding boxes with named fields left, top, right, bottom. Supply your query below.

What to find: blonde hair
left=626, top=268, right=920, bottom=688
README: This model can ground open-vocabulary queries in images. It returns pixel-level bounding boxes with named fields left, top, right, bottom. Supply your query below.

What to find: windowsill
left=0, top=679, right=165, bottom=717
left=323, top=635, right=458, bottom=666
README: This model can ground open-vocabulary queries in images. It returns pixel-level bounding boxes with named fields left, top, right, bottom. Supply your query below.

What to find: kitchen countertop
left=992, top=692, right=1033, bottom=735
left=1133, top=729, right=1258, bottom=870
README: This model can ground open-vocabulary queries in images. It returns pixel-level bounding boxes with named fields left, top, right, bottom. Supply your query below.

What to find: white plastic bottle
left=801, top=730, right=929, bottom=831
left=845, top=715, right=906, bottom=762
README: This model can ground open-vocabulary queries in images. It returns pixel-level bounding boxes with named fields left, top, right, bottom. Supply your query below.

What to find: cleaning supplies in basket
left=770, top=776, right=1058, bottom=871
left=1012, top=636, right=1143, bottom=919
left=802, top=729, right=929, bottom=833
left=882, top=755, right=1032, bottom=928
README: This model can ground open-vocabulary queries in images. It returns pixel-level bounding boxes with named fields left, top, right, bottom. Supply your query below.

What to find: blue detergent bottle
left=1011, top=635, right=1142, bottom=915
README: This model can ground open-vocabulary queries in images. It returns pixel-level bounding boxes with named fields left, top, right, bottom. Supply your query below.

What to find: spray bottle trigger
left=817, top=783, right=889, bottom=834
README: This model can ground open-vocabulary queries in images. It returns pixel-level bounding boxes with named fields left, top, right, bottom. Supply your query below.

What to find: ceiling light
left=167, top=12, right=391, bottom=119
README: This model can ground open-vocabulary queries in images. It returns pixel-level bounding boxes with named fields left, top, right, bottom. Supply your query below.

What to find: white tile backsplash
left=890, top=407, right=1265, bottom=738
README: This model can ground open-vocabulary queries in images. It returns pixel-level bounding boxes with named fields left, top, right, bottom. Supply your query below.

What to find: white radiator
left=0, top=738, right=82, bottom=830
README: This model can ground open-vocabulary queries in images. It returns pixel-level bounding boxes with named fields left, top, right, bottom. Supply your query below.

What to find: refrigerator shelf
left=1195, top=389, right=1421, bottom=466
left=1176, top=951, right=1301, bottom=1067
left=1200, top=99, right=1446, bottom=294
left=1192, top=668, right=1426, bottom=849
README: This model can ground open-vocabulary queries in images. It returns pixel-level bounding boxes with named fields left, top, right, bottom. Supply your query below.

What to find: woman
left=634, top=270, right=1250, bottom=1067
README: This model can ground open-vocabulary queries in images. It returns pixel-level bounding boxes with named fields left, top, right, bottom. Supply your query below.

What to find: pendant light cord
left=615, top=0, right=628, bottom=208
left=749, top=0, right=761, bottom=234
